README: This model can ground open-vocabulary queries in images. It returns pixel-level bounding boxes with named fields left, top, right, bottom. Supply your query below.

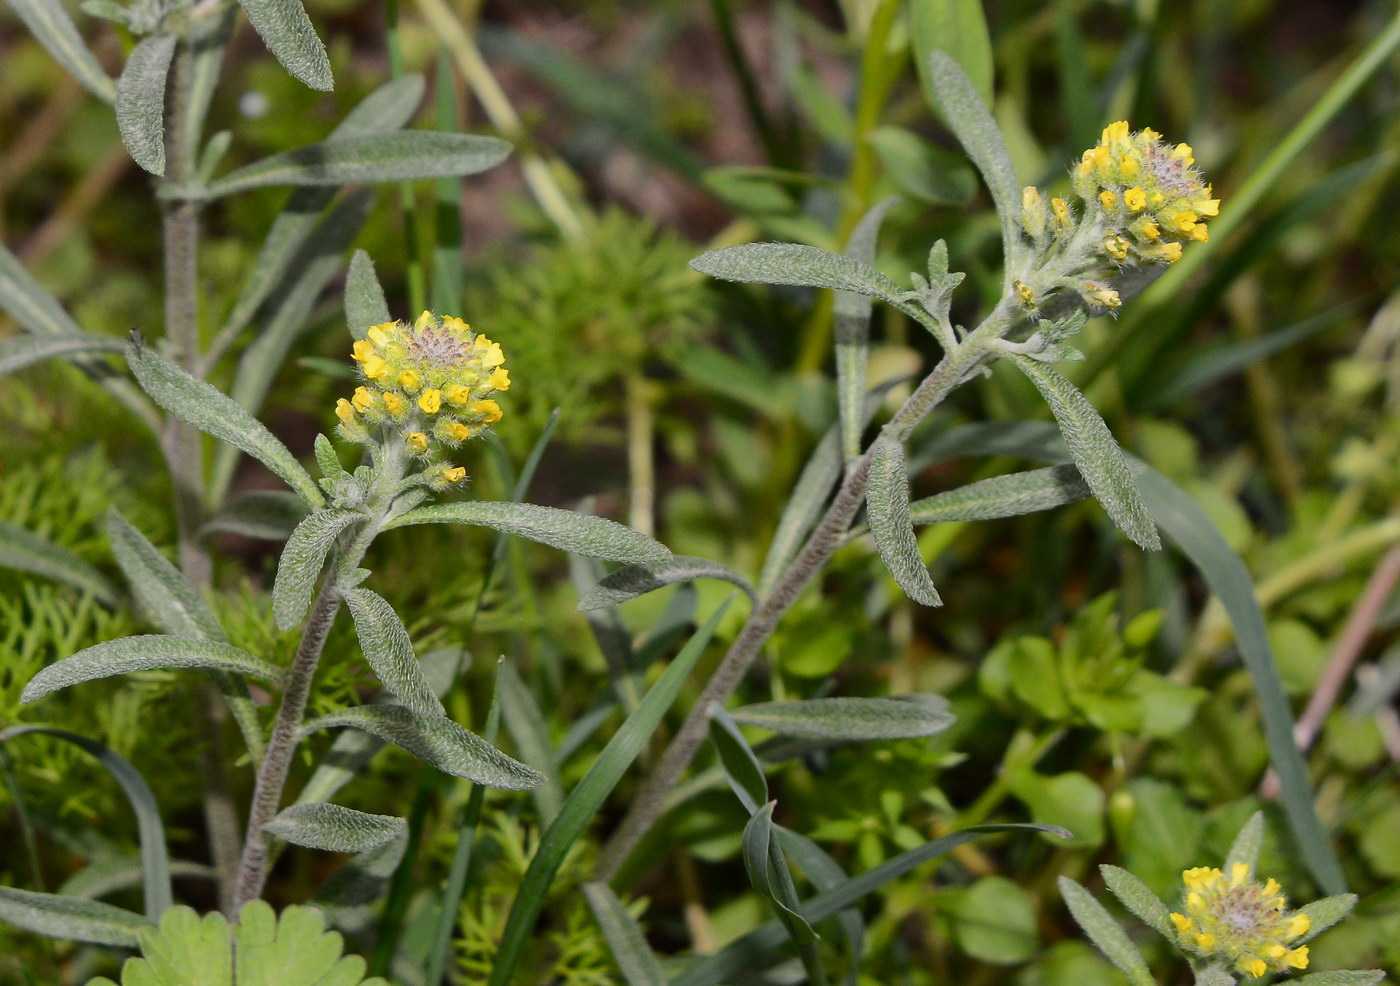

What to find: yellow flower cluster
left=335, top=311, right=510, bottom=484
left=1169, top=863, right=1310, bottom=979
left=1073, top=121, right=1220, bottom=266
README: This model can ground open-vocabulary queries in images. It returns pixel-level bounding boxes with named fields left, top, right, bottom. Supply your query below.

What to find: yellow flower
left=1124, top=186, right=1147, bottom=211
left=443, top=466, right=466, bottom=483
left=489, top=368, right=511, bottom=391
left=406, top=432, right=429, bottom=454
left=1168, top=863, right=1312, bottom=979
left=335, top=399, right=355, bottom=424
left=382, top=392, right=406, bottom=415
left=471, top=400, right=502, bottom=425
left=418, top=388, right=442, bottom=415
left=398, top=368, right=422, bottom=391
left=351, top=387, right=375, bottom=412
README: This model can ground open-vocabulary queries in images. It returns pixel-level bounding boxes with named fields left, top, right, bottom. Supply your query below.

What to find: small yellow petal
left=1124, top=186, right=1147, bottom=211
left=1171, top=913, right=1194, bottom=933
left=1286, top=914, right=1311, bottom=937
left=406, top=432, right=428, bottom=454
left=361, top=354, right=387, bottom=379
left=1119, top=156, right=1140, bottom=179
left=443, top=466, right=466, bottom=483
left=1230, top=862, right=1250, bottom=887
left=1051, top=197, right=1070, bottom=223
left=1101, top=120, right=1130, bottom=144
left=488, top=367, right=511, bottom=392
left=382, top=392, right=406, bottom=414
left=1099, top=190, right=1117, bottom=209
left=1191, top=224, right=1209, bottom=242
left=1186, top=891, right=1206, bottom=913
left=335, top=398, right=355, bottom=424
left=351, top=339, right=375, bottom=363
left=1284, top=947, right=1309, bottom=969
left=367, top=324, right=393, bottom=346
left=471, top=399, right=502, bottom=425
left=442, top=421, right=470, bottom=441
left=1173, top=142, right=1195, bottom=166
left=416, top=310, right=434, bottom=330
left=1241, top=958, right=1267, bottom=978
left=399, top=368, right=422, bottom=390
left=442, top=315, right=471, bottom=334
left=1264, top=944, right=1286, bottom=959
left=1195, top=933, right=1216, bottom=949
left=351, top=386, right=374, bottom=412
left=443, top=383, right=471, bottom=407
left=418, top=388, right=442, bottom=414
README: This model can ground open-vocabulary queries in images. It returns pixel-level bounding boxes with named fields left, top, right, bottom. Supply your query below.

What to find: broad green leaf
left=836, top=198, right=897, bottom=463
left=486, top=601, right=730, bottom=986
left=127, top=342, right=325, bottom=508
left=690, top=243, right=907, bottom=307
left=206, top=132, right=511, bottom=197
left=300, top=705, right=543, bottom=790
left=0, top=888, right=147, bottom=947
left=5, top=0, right=116, bottom=101
left=909, top=464, right=1090, bottom=525
left=1006, top=768, right=1104, bottom=848
left=107, top=508, right=224, bottom=640
left=236, top=0, right=331, bottom=91
left=583, top=883, right=666, bottom=986
left=728, top=696, right=954, bottom=741
left=866, top=125, right=977, bottom=205
left=272, top=508, right=360, bottom=631
left=345, top=248, right=390, bottom=339
left=709, top=703, right=769, bottom=815
left=951, top=875, right=1039, bottom=964
left=576, top=556, right=756, bottom=611
left=0, top=332, right=126, bottom=376
left=263, top=803, right=405, bottom=853
left=867, top=433, right=942, bottom=605
left=1058, top=877, right=1155, bottom=986
left=910, top=0, right=994, bottom=108
left=115, top=34, right=175, bottom=175
left=201, top=490, right=310, bottom=542
left=1009, top=356, right=1159, bottom=550
left=1293, top=894, right=1358, bottom=943
left=22, top=635, right=283, bottom=703
left=0, top=520, right=118, bottom=605
left=1099, top=865, right=1173, bottom=939
left=1, top=725, right=170, bottom=919
left=1225, top=811, right=1266, bottom=873
left=383, top=501, right=670, bottom=564
left=343, top=587, right=444, bottom=717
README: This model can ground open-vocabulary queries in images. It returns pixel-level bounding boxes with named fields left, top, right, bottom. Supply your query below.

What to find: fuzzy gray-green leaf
left=5, top=0, right=116, bottom=101
left=1225, top=811, right=1266, bottom=873
left=263, top=802, right=406, bottom=853
left=116, top=34, right=175, bottom=175
left=583, top=883, right=667, bottom=986
left=301, top=705, right=544, bottom=790
left=22, top=635, right=282, bottom=704
left=0, top=888, right=147, bottom=947
left=127, top=342, right=325, bottom=508
left=343, top=587, right=444, bottom=717
left=207, top=132, right=512, bottom=197
left=383, top=501, right=670, bottom=564
left=1009, top=355, right=1159, bottom=550
left=690, top=243, right=906, bottom=304
left=1294, top=894, right=1358, bottom=943
left=867, top=434, right=942, bottom=606
left=836, top=199, right=897, bottom=463
left=576, top=556, right=755, bottom=611
left=345, top=249, right=391, bottom=339
left=108, top=508, right=225, bottom=641
left=1057, top=877, right=1155, bottom=986
left=0, top=520, right=118, bottom=605
left=729, top=696, right=954, bottom=741
left=909, top=464, right=1090, bottom=525
left=272, top=508, right=359, bottom=631
left=1099, top=865, right=1173, bottom=938
left=1291, top=972, right=1385, bottom=986
left=201, top=490, right=310, bottom=542
left=236, top=0, right=332, bottom=91
left=0, top=333, right=127, bottom=377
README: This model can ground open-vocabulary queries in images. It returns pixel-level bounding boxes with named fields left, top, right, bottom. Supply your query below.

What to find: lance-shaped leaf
left=116, top=34, right=176, bottom=175
left=263, top=802, right=405, bottom=853
left=836, top=198, right=898, bottom=462
left=1291, top=972, right=1385, bottom=986
left=583, top=883, right=666, bottom=986
left=127, top=341, right=325, bottom=508
left=271, top=508, right=360, bottom=631
left=776, top=827, right=865, bottom=986
left=742, top=803, right=820, bottom=952
left=345, top=249, right=391, bottom=339
left=909, top=464, right=1090, bottom=525
left=343, top=587, right=444, bottom=717
left=0, top=888, right=148, bottom=947
left=206, top=132, right=512, bottom=198
left=1293, top=894, right=1359, bottom=944
left=0, top=333, right=126, bottom=377
left=577, top=556, right=755, bottom=611
left=384, top=501, right=670, bottom=564
left=201, top=490, right=310, bottom=542
left=690, top=243, right=909, bottom=310
left=1009, top=355, right=1159, bottom=550
left=709, top=704, right=768, bottom=815
left=22, top=635, right=283, bottom=703
left=236, top=0, right=332, bottom=91
left=1058, top=877, right=1155, bottom=986
left=912, top=3, right=994, bottom=109
left=0, top=520, right=118, bottom=605
left=5, top=0, right=116, bottom=101
left=867, top=434, right=942, bottom=606
left=312, top=832, right=407, bottom=913
left=1225, top=811, right=1266, bottom=872
left=108, top=508, right=224, bottom=641
left=927, top=51, right=1023, bottom=274
left=728, top=696, right=955, bottom=741
left=300, top=705, right=543, bottom=790
left=759, top=426, right=842, bottom=597
left=1099, top=865, right=1173, bottom=939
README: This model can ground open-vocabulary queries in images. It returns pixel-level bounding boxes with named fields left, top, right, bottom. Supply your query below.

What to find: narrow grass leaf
left=868, top=433, right=942, bottom=605
left=577, top=556, right=756, bottom=611
left=498, top=661, right=565, bottom=824
left=583, top=883, right=666, bottom=986
left=236, top=0, right=331, bottom=90
left=5, top=0, right=116, bottom=101
left=1, top=725, right=171, bottom=919
left=1099, top=865, right=1173, bottom=938
left=345, top=248, right=390, bottom=339
left=0, top=333, right=126, bottom=376
left=690, top=243, right=906, bottom=307
left=201, top=490, right=310, bottom=542
left=709, top=703, right=769, bottom=815
left=759, top=426, right=841, bottom=597
left=206, top=132, right=511, bottom=197
left=263, top=803, right=405, bottom=853
left=485, top=599, right=731, bottom=986
left=301, top=704, right=543, bottom=790
left=836, top=198, right=897, bottom=463
left=742, top=803, right=819, bottom=946
left=115, top=34, right=175, bottom=175
left=776, top=827, right=865, bottom=986
left=383, top=501, right=670, bottom=564
left=728, top=696, right=954, bottom=741
left=343, top=588, right=444, bottom=717
left=0, top=888, right=147, bottom=947
left=108, top=508, right=224, bottom=641
left=0, top=521, right=118, bottom=606
left=127, top=341, right=325, bottom=508
left=1058, top=877, right=1155, bottom=986
left=909, top=464, right=1090, bottom=525
left=1009, top=355, right=1159, bottom=550
left=22, top=635, right=283, bottom=703
left=911, top=1, right=994, bottom=108
left=272, top=508, right=359, bottom=630
left=1225, top=811, right=1266, bottom=872
left=183, top=8, right=233, bottom=165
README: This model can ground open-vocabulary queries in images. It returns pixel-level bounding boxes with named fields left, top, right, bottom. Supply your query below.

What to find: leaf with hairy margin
left=0, top=888, right=147, bottom=947
left=728, top=696, right=954, bottom=741
left=583, top=883, right=666, bottom=986
left=1099, top=865, right=1173, bottom=938
left=867, top=434, right=942, bottom=606
left=345, top=249, right=390, bottom=339
left=577, top=556, right=755, bottom=611
left=115, top=34, right=175, bottom=175
left=22, top=635, right=283, bottom=703
left=0, top=521, right=118, bottom=605
left=236, top=0, right=332, bottom=91
left=107, top=508, right=224, bottom=641
left=300, top=705, right=543, bottom=790
left=1225, top=811, right=1266, bottom=872
left=690, top=242, right=909, bottom=310
left=5, top=0, right=116, bottom=101
left=836, top=199, right=898, bottom=462
left=384, top=501, right=669, bottom=564
left=909, top=464, right=1090, bottom=525
left=1293, top=894, right=1358, bottom=944
left=201, top=490, right=310, bottom=542
left=1058, top=877, right=1155, bottom=986
left=0, top=333, right=126, bottom=377
left=263, top=802, right=405, bottom=853
left=343, top=587, right=444, bottom=717
left=271, top=508, right=360, bottom=631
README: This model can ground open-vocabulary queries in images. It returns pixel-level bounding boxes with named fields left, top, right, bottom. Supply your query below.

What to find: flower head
left=1168, top=863, right=1310, bottom=978
left=335, top=311, right=509, bottom=486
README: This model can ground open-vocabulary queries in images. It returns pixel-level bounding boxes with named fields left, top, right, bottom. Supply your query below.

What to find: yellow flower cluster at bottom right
left=1169, top=863, right=1310, bottom=978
